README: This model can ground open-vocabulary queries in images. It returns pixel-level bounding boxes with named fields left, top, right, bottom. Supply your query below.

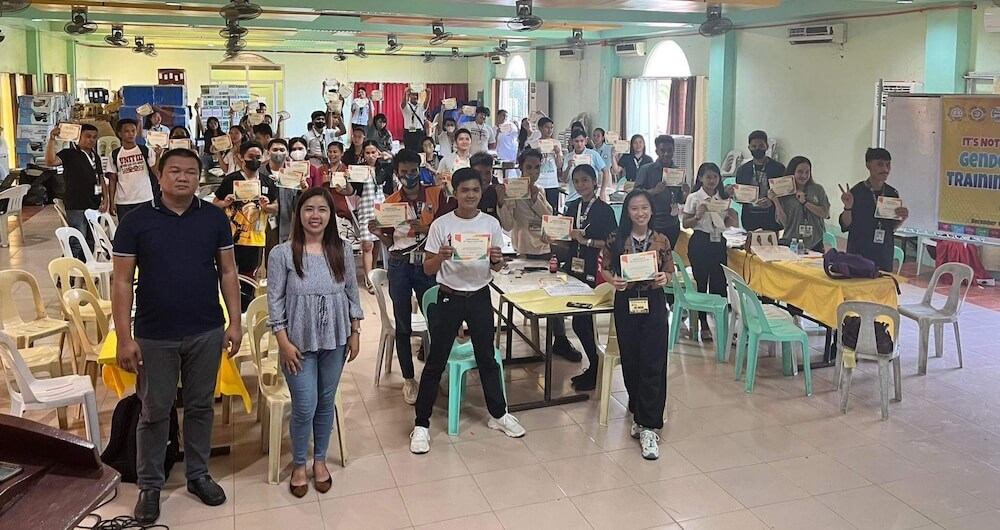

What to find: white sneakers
left=640, top=429, right=660, bottom=460
left=402, top=379, right=419, bottom=405
left=488, top=413, right=526, bottom=438
left=630, top=421, right=641, bottom=439
left=409, top=426, right=430, bottom=454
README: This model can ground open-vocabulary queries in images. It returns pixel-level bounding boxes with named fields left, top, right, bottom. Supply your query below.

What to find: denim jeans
left=388, top=257, right=436, bottom=379
left=65, top=209, right=93, bottom=262
left=281, top=346, right=346, bottom=466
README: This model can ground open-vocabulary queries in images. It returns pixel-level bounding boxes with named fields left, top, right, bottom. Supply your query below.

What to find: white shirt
left=351, top=97, right=371, bottom=126
left=143, top=124, right=170, bottom=137
left=495, top=120, right=518, bottom=162
left=437, top=132, right=455, bottom=155
left=304, top=128, right=340, bottom=158
left=465, top=122, right=495, bottom=154
left=425, top=211, right=505, bottom=291
left=437, top=152, right=471, bottom=174
left=109, top=145, right=157, bottom=205
left=683, top=187, right=726, bottom=234
left=562, top=147, right=608, bottom=202
left=402, top=102, right=427, bottom=132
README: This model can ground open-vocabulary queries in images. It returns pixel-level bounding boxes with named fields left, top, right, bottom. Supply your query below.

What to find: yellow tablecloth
left=502, top=288, right=614, bottom=316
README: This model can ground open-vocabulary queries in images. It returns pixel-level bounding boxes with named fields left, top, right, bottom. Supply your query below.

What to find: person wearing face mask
left=497, top=149, right=552, bottom=259
left=263, top=138, right=310, bottom=244
left=731, top=130, right=785, bottom=232
left=368, top=149, right=446, bottom=405
left=213, top=141, right=279, bottom=292
left=767, top=156, right=830, bottom=252
left=305, top=110, right=345, bottom=167
left=635, top=135, right=689, bottom=250
left=437, top=117, right=458, bottom=155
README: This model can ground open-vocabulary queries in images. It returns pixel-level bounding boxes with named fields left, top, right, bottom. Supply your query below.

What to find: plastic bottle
left=549, top=254, right=558, bottom=273
left=789, top=238, right=799, bottom=255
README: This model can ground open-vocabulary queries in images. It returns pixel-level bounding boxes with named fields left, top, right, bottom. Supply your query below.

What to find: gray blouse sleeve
left=267, top=245, right=290, bottom=333
left=342, top=244, right=364, bottom=321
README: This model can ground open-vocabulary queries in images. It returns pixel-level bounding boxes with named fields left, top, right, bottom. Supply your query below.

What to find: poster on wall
left=938, top=96, right=1000, bottom=239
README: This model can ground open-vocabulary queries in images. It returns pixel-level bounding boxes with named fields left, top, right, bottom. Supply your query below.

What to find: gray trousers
left=136, top=327, right=224, bottom=490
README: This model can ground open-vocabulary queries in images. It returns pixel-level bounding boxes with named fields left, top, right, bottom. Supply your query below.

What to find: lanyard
left=577, top=198, right=595, bottom=229
left=866, top=181, right=886, bottom=229
left=630, top=231, right=652, bottom=254
left=408, top=103, right=421, bottom=124
left=633, top=156, right=642, bottom=170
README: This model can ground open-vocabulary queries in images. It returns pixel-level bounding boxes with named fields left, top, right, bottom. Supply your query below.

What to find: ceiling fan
left=508, top=0, right=543, bottom=32
left=429, top=21, right=452, bottom=46
left=566, top=28, right=585, bottom=48
left=104, top=24, right=128, bottom=47
left=220, top=0, right=261, bottom=22
left=220, top=20, right=248, bottom=39
left=450, top=47, right=462, bottom=61
left=385, top=34, right=402, bottom=54
left=422, top=52, right=436, bottom=64
left=493, top=38, right=510, bottom=57
left=353, top=43, right=368, bottom=58
left=334, top=48, right=348, bottom=61
left=143, top=43, right=157, bottom=57
left=0, top=0, right=32, bottom=15
left=64, top=7, right=98, bottom=36
left=699, top=4, right=734, bottom=38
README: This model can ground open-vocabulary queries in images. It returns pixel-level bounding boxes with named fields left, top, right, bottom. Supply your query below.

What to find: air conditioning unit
left=614, top=42, right=645, bottom=57
left=529, top=81, right=549, bottom=117
left=558, top=48, right=583, bottom=61
left=490, top=53, right=507, bottom=65
left=986, top=6, right=1000, bottom=33
left=787, top=23, right=846, bottom=45
left=671, top=135, right=694, bottom=185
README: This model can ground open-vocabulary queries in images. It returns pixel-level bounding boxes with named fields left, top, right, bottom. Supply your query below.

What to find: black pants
left=545, top=187, right=560, bottom=213
left=688, top=231, right=728, bottom=325
left=403, top=131, right=423, bottom=152
left=551, top=316, right=598, bottom=370
left=615, top=289, right=668, bottom=429
left=388, top=257, right=437, bottom=379
left=415, top=287, right=507, bottom=428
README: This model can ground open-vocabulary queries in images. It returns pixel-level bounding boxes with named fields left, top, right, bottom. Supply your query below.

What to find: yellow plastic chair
left=0, top=269, right=71, bottom=350
left=49, top=257, right=113, bottom=326
left=62, top=289, right=111, bottom=389
left=596, top=316, right=620, bottom=427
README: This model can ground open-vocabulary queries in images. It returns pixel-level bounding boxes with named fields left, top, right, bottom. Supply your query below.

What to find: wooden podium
left=0, top=414, right=120, bottom=529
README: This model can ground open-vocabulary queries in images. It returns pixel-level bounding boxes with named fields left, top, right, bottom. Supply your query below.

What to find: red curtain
left=668, top=78, right=693, bottom=135
left=354, top=82, right=469, bottom=140
left=427, top=83, right=469, bottom=117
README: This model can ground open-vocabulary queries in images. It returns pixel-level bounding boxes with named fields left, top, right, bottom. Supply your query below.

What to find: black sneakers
left=187, top=476, right=227, bottom=506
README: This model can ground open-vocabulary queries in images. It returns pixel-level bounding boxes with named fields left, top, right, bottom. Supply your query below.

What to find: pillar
left=67, top=39, right=77, bottom=87
left=923, top=8, right=973, bottom=94
left=597, top=42, right=620, bottom=129
left=707, top=32, right=736, bottom=163
left=26, top=28, right=43, bottom=92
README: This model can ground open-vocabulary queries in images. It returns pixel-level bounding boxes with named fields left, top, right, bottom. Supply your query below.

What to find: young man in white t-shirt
left=108, top=118, right=158, bottom=219
left=410, top=168, right=525, bottom=454
left=466, top=107, right=497, bottom=155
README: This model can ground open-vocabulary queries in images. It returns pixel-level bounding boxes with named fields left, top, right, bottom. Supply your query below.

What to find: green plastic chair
left=823, top=232, right=837, bottom=249
left=732, top=280, right=813, bottom=396
left=893, top=245, right=904, bottom=275
left=668, top=251, right=729, bottom=362
left=421, top=286, right=507, bottom=436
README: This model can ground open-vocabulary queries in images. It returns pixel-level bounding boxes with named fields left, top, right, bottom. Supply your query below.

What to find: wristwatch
left=587, top=238, right=592, bottom=247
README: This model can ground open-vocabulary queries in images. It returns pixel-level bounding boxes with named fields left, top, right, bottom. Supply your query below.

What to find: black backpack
left=101, top=394, right=180, bottom=483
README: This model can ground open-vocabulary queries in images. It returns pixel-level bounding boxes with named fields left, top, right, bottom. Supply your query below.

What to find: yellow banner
left=939, top=96, right=1000, bottom=238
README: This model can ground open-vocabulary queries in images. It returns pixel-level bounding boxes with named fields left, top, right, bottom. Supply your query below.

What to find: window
left=642, top=41, right=691, bottom=78
left=497, top=55, right=528, bottom=123
left=625, top=41, right=692, bottom=145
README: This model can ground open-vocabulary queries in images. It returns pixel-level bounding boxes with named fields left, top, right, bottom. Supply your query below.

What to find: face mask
left=270, top=153, right=287, bottom=165
left=446, top=126, right=455, bottom=133
left=245, top=159, right=262, bottom=172
left=402, top=172, right=421, bottom=189
left=290, top=150, right=306, bottom=161
left=751, top=148, right=767, bottom=160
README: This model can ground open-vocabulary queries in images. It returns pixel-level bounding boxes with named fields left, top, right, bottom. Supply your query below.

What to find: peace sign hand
left=838, top=183, right=854, bottom=209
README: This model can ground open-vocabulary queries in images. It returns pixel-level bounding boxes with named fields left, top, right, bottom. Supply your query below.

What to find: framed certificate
left=538, top=139, right=555, bottom=154
left=374, top=202, right=412, bottom=227
left=662, top=168, right=685, bottom=186
left=338, top=84, right=353, bottom=98
left=504, top=178, right=530, bottom=199
left=613, top=139, right=630, bottom=153
left=234, top=180, right=261, bottom=201
left=330, top=171, right=347, bottom=189
left=248, top=113, right=265, bottom=126
left=875, top=196, right=903, bottom=220
left=323, top=90, right=340, bottom=103
left=732, top=184, right=759, bottom=203
left=146, top=131, right=169, bottom=149
left=212, top=135, right=233, bottom=153
left=621, top=251, right=658, bottom=282
left=442, top=98, right=457, bottom=110
left=705, top=198, right=731, bottom=213
left=348, top=165, right=372, bottom=183
left=231, top=100, right=247, bottom=112
left=500, top=122, right=517, bottom=134
left=452, top=232, right=491, bottom=261
left=541, top=215, right=573, bottom=241
left=57, top=123, right=81, bottom=143
left=168, top=139, right=191, bottom=151
left=410, top=83, right=426, bottom=92
left=769, top=176, right=796, bottom=197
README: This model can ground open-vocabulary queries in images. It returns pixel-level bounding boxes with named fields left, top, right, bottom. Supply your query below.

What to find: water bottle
left=799, top=239, right=807, bottom=255
left=549, top=254, right=558, bottom=273
left=789, top=238, right=799, bottom=255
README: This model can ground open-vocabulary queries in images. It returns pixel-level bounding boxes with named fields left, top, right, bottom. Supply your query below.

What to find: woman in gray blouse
left=267, top=186, right=363, bottom=498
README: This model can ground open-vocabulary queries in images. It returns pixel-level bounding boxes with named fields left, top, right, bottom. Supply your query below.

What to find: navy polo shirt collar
left=151, top=193, right=202, bottom=217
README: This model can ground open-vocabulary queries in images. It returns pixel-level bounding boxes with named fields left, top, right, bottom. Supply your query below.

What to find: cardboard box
left=17, top=153, right=42, bottom=168
left=154, top=85, right=187, bottom=107
left=122, top=85, right=156, bottom=106
left=18, top=94, right=71, bottom=114
left=18, top=108, right=59, bottom=125
left=15, top=138, right=46, bottom=156
left=16, top=124, right=55, bottom=143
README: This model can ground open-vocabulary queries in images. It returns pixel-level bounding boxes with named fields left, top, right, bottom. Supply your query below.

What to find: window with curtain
left=497, top=55, right=529, bottom=123
left=623, top=40, right=697, bottom=143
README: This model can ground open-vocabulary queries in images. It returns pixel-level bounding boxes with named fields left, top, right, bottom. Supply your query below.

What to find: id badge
left=710, top=232, right=721, bottom=243
left=529, top=220, right=542, bottom=232
left=409, top=251, right=425, bottom=265
left=874, top=229, right=885, bottom=244
left=94, top=184, right=103, bottom=196
left=571, top=257, right=585, bottom=274
left=803, top=225, right=814, bottom=237
left=629, top=298, right=649, bottom=314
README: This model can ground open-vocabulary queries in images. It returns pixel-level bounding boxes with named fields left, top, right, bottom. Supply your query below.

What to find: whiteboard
left=884, top=95, right=941, bottom=234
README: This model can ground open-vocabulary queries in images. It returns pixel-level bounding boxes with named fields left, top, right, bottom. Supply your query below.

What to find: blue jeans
left=388, top=257, right=436, bottom=379
left=281, top=346, right=346, bottom=466
left=65, top=209, right=93, bottom=262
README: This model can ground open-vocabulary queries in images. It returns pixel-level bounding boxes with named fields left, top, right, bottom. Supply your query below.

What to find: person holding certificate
left=839, top=148, right=908, bottom=271
left=498, top=149, right=553, bottom=259
left=682, top=163, right=738, bottom=342
left=436, top=128, right=474, bottom=191
left=601, top=189, right=673, bottom=460
left=731, top=130, right=785, bottom=231
left=369, top=149, right=446, bottom=405
left=767, top=156, right=831, bottom=252
left=548, top=165, right=618, bottom=389
left=356, top=140, right=388, bottom=293
left=533, top=117, right=565, bottom=212
left=410, top=168, right=525, bottom=454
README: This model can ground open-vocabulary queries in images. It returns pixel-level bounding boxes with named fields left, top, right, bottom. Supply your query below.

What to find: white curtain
left=626, top=78, right=659, bottom=146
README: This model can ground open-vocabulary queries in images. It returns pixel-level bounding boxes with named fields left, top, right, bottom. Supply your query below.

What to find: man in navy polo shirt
left=111, top=148, right=243, bottom=525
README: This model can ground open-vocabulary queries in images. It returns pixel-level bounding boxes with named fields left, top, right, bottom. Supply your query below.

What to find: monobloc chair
left=893, top=246, right=905, bottom=275
left=595, top=313, right=620, bottom=427
left=823, top=232, right=837, bottom=250
left=898, top=262, right=973, bottom=375
left=732, top=280, right=813, bottom=396
left=55, top=227, right=114, bottom=298
left=0, top=184, right=31, bottom=248
left=62, top=289, right=111, bottom=388
left=368, top=269, right=429, bottom=387
left=246, top=296, right=347, bottom=484
left=668, top=251, right=729, bottom=363
left=834, top=301, right=901, bottom=420
left=49, top=257, right=113, bottom=326
left=52, top=198, right=70, bottom=228
left=0, top=269, right=71, bottom=350
left=421, top=286, right=508, bottom=436
left=0, top=332, right=101, bottom=450
left=84, top=215, right=114, bottom=263
left=721, top=265, right=794, bottom=372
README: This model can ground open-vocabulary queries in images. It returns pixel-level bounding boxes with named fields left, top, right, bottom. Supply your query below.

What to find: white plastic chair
left=915, top=238, right=938, bottom=276
left=0, top=332, right=101, bottom=450
left=719, top=150, right=743, bottom=178
left=52, top=198, right=70, bottom=228
left=834, top=302, right=902, bottom=420
left=898, top=262, right=973, bottom=375
left=84, top=212, right=113, bottom=263
left=85, top=208, right=117, bottom=241
left=55, top=227, right=113, bottom=299
left=62, top=289, right=111, bottom=388
left=0, top=184, right=31, bottom=248
left=96, top=136, right=121, bottom=173
left=367, top=268, right=429, bottom=387
left=721, top=265, right=793, bottom=368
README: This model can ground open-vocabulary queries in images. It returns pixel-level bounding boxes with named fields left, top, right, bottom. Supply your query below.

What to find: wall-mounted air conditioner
left=787, top=23, right=846, bottom=45
left=529, top=81, right=549, bottom=117
left=490, top=54, right=507, bottom=65
left=614, top=42, right=646, bottom=57
left=558, top=48, right=583, bottom=61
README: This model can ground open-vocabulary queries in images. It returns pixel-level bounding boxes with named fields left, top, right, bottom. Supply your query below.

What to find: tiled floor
left=3, top=207, right=1000, bottom=530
